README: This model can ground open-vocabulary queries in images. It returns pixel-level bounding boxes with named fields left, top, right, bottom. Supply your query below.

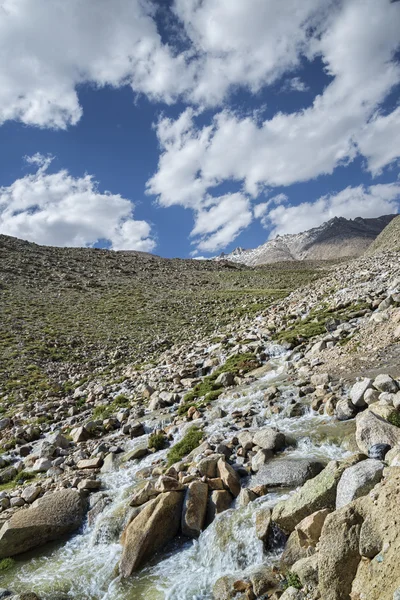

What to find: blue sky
left=0, top=0, right=399, bottom=258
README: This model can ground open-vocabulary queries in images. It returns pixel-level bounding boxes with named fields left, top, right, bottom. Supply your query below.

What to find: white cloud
left=0, top=155, right=155, bottom=251
left=266, top=183, right=400, bottom=237
left=147, top=0, right=400, bottom=252
left=190, top=193, right=252, bottom=252
left=254, top=194, right=288, bottom=220
left=356, top=107, right=400, bottom=176
left=285, top=77, right=309, bottom=92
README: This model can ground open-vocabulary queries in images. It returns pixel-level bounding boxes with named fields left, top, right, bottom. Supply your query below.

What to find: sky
left=0, top=0, right=399, bottom=258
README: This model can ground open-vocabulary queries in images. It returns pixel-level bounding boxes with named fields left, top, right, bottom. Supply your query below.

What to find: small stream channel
left=2, top=348, right=355, bottom=599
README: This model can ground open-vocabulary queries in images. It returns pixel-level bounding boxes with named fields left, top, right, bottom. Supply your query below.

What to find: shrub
left=388, top=411, right=400, bottom=428
left=148, top=433, right=167, bottom=451
left=167, top=426, right=203, bottom=466
left=283, top=572, right=302, bottom=590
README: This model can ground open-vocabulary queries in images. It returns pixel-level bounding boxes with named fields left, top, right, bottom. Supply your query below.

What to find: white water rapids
left=2, top=349, right=354, bottom=599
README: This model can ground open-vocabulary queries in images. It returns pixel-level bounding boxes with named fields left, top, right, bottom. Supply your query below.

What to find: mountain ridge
left=216, top=214, right=397, bottom=265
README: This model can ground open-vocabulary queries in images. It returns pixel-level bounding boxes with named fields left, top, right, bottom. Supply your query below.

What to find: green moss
left=0, top=557, right=15, bottom=572
left=148, top=433, right=168, bottom=451
left=167, top=426, right=203, bottom=466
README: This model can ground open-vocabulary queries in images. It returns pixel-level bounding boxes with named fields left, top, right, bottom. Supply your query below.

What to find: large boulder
left=181, top=481, right=208, bottom=538
left=318, top=504, right=363, bottom=600
left=0, top=490, right=84, bottom=558
left=355, top=410, right=400, bottom=454
left=120, top=491, right=183, bottom=577
left=252, top=428, right=286, bottom=452
left=249, top=458, right=324, bottom=489
left=272, top=455, right=362, bottom=533
left=350, top=378, right=372, bottom=408
left=217, top=458, right=241, bottom=497
left=336, top=459, right=384, bottom=509
left=373, top=374, right=399, bottom=394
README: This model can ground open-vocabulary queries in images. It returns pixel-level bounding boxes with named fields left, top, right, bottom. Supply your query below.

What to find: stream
left=2, top=348, right=355, bottom=599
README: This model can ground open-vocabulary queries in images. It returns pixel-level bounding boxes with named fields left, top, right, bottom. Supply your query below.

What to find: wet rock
left=252, top=428, right=286, bottom=452
left=101, top=453, right=118, bottom=473
left=0, top=490, right=84, bottom=558
left=122, top=445, right=148, bottom=461
left=212, top=575, right=237, bottom=600
left=350, top=378, right=372, bottom=408
left=120, top=491, right=184, bottom=576
left=217, top=458, right=241, bottom=497
left=272, top=455, right=363, bottom=533
left=251, top=449, right=273, bottom=472
left=249, top=565, right=278, bottom=596
left=255, top=507, right=271, bottom=542
left=181, top=480, right=208, bottom=538
left=249, top=458, right=324, bottom=489
left=336, top=459, right=384, bottom=508
left=206, top=490, right=233, bottom=525
left=318, top=504, right=363, bottom=600
left=355, top=409, right=400, bottom=454
left=237, top=488, right=257, bottom=507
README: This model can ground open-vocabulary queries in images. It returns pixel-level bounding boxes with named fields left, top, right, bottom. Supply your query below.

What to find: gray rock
left=0, top=490, right=84, bottom=558
left=350, top=378, right=372, bottom=407
left=215, top=372, right=235, bottom=387
left=252, top=427, right=286, bottom=452
left=336, top=398, right=357, bottom=421
left=120, top=491, right=183, bottom=576
left=181, top=481, right=208, bottom=538
left=356, top=409, right=400, bottom=454
left=251, top=449, right=273, bottom=472
left=373, top=374, right=399, bottom=394
left=249, top=458, right=324, bottom=488
left=336, top=459, right=384, bottom=509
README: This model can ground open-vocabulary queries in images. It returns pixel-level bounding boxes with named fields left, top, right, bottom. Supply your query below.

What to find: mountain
left=366, top=215, right=400, bottom=255
left=216, top=215, right=397, bottom=266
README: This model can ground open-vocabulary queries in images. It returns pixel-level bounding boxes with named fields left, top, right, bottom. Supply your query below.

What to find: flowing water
left=2, top=348, right=354, bottom=599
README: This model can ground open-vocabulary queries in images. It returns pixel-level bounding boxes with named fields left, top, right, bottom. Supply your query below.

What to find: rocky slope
left=217, top=215, right=396, bottom=265
left=1, top=240, right=400, bottom=599
left=366, top=214, right=400, bottom=255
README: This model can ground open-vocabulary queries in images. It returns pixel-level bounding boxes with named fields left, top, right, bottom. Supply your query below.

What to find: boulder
left=155, top=475, right=184, bottom=493
left=70, top=426, right=90, bottom=443
left=217, top=458, right=241, bottom=497
left=21, top=485, right=41, bottom=504
left=119, top=491, right=184, bottom=576
left=295, top=508, right=331, bottom=547
left=373, top=374, right=399, bottom=394
left=350, top=378, right=372, bottom=408
left=272, top=455, right=362, bottom=533
left=215, top=372, right=235, bottom=387
left=368, top=443, right=391, bottom=460
left=355, top=410, right=400, bottom=454
left=76, top=457, right=103, bottom=470
left=336, top=459, right=384, bottom=509
left=181, top=481, right=208, bottom=538
left=318, top=504, right=363, bottom=600
left=255, top=507, right=272, bottom=542
left=251, top=449, right=273, bottom=472
left=206, top=490, right=233, bottom=525
left=336, top=398, right=357, bottom=421
left=0, top=490, right=84, bottom=558
left=291, top=554, right=319, bottom=587
left=249, top=458, right=324, bottom=489
left=252, top=428, right=285, bottom=452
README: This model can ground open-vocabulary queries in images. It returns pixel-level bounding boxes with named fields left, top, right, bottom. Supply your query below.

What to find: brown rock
left=181, top=481, right=208, bottom=538
left=217, top=458, right=241, bottom=497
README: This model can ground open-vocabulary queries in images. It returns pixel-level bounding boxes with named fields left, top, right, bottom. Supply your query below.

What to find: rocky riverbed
left=1, top=251, right=400, bottom=599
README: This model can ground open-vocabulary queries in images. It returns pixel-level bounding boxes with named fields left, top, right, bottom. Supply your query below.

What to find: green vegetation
left=0, top=557, right=15, bottom=572
left=179, top=352, right=259, bottom=415
left=274, top=301, right=370, bottom=346
left=0, top=469, right=37, bottom=492
left=93, top=394, right=131, bottom=420
left=388, top=411, right=400, bottom=428
left=0, top=234, right=328, bottom=409
left=167, top=426, right=203, bottom=466
left=283, top=572, right=302, bottom=591
left=148, top=433, right=168, bottom=451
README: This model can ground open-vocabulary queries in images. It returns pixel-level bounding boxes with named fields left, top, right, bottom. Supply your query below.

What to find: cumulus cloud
left=266, top=184, right=400, bottom=237
left=190, top=193, right=252, bottom=253
left=284, top=77, right=309, bottom=92
left=146, top=0, right=400, bottom=251
left=0, top=154, right=155, bottom=251
left=0, top=0, right=351, bottom=127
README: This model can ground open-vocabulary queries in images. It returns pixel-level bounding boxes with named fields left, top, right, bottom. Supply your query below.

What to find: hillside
left=366, top=214, right=400, bottom=255
left=217, top=215, right=396, bottom=265
left=0, top=234, right=326, bottom=406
